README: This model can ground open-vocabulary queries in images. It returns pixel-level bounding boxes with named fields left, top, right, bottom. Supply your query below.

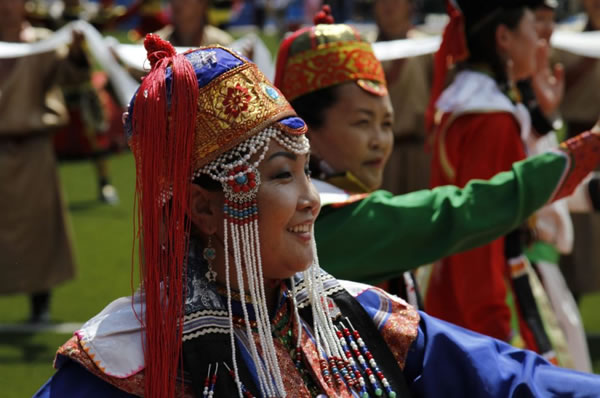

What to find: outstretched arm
left=404, top=311, right=600, bottom=398
left=316, top=131, right=600, bottom=284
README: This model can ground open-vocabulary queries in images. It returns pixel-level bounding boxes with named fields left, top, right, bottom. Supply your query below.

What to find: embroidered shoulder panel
left=54, top=336, right=193, bottom=397
left=341, top=280, right=420, bottom=369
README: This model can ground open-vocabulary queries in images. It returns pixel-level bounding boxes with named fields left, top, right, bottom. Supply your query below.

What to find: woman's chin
left=281, top=261, right=314, bottom=279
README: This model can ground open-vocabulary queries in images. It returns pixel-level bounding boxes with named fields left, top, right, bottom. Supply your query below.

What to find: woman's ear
left=495, top=24, right=512, bottom=55
left=190, top=184, right=222, bottom=236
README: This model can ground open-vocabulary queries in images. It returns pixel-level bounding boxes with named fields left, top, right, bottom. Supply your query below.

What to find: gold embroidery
left=193, top=63, right=297, bottom=169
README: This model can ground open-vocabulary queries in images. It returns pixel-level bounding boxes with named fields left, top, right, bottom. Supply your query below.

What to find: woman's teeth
left=288, top=224, right=311, bottom=233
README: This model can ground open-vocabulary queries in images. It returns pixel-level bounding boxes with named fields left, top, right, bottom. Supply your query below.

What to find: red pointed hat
left=274, top=5, right=387, bottom=102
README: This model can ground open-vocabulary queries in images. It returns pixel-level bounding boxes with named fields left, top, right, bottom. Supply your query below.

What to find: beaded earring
left=203, top=236, right=217, bottom=283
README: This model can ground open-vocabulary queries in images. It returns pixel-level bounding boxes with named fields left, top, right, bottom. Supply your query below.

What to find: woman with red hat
left=424, top=0, right=599, bottom=368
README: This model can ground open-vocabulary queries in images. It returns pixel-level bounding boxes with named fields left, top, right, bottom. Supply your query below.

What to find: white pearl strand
left=223, top=219, right=244, bottom=398
left=230, top=219, right=273, bottom=397
left=289, top=277, right=303, bottom=356
left=311, top=238, right=346, bottom=361
left=238, top=218, right=278, bottom=396
left=244, top=219, right=286, bottom=396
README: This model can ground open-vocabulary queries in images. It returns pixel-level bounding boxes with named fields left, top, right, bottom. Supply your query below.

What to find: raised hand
left=532, top=39, right=565, bottom=116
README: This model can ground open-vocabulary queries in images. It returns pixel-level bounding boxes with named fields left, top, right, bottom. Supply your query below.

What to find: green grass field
left=1, top=154, right=600, bottom=397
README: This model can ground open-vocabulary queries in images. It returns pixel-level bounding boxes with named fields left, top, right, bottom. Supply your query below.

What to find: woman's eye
left=273, top=171, right=292, bottom=179
left=352, top=120, right=370, bottom=127
left=304, top=167, right=312, bottom=177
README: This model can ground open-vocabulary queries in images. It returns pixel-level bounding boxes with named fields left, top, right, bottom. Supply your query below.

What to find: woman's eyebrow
left=267, top=151, right=297, bottom=161
left=356, top=109, right=375, bottom=118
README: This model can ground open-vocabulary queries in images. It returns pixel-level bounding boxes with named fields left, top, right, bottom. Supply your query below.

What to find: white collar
left=436, top=70, right=531, bottom=137
left=75, top=292, right=145, bottom=378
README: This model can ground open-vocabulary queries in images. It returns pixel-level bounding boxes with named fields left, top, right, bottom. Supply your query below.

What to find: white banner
left=114, top=32, right=275, bottom=81
left=1, top=22, right=600, bottom=107
left=0, top=21, right=138, bottom=107
left=372, top=36, right=441, bottom=61
left=550, top=30, right=600, bottom=58
left=371, top=30, right=600, bottom=61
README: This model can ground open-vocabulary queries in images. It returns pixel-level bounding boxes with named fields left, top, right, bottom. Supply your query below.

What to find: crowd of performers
left=3, top=0, right=600, bottom=396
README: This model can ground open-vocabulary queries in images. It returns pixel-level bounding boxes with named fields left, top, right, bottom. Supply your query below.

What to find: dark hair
left=290, top=85, right=339, bottom=130
left=463, top=7, right=527, bottom=84
left=192, top=173, right=221, bottom=191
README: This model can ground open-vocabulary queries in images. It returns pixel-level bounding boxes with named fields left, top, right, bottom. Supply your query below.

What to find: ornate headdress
left=274, top=6, right=387, bottom=102
left=126, top=35, right=350, bottom=398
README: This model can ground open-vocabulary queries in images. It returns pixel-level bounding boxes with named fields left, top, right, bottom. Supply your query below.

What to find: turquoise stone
left=235, top=175, right=248, bottom=185
left=265, top=85, right=280, bottom=100
left=203, top=247, right=216, bottom=261
left=375, top=388, right=383, bottom=396
left=389, top=392, right=397, bottom=398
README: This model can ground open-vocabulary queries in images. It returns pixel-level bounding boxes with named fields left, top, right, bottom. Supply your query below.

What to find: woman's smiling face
left=308, top=82, right=394, bottom=192
left=255, top=140, right=321, bottom=279
left=190, top=138, right=321, bottom=284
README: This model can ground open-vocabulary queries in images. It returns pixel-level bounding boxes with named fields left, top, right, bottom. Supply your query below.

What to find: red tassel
left=424, top=0, right=469, bottom=137
left=131, top=35, right=199, bottom=398
left=314, top=5, right=335, bottom=25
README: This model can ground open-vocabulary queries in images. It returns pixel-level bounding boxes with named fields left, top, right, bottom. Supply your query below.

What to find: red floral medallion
left=223, top=84, right=251, bottom=118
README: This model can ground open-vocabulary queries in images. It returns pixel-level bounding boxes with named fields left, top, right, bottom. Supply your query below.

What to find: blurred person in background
left=0, top=0, right=88, bottom=323
left=373, top=0, right=434, bottom=295
left=374, top=0, right=433, bottom=197
left=516, top=0, right=598, bottom=372
left=156, top=0, right=233, bottom=47
left=426, top=0, right=599, bottom=371
left=44, top=0, right=122, bottom=205
left=555, top=0, right=600, bottom=304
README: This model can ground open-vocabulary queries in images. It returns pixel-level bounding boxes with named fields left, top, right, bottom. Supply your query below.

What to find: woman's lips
left=363, top=158, right=384, bottom=168
left=287, top=223, right=313, bottom=243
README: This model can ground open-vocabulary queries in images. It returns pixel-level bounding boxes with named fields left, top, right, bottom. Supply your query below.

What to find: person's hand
left=68, top=29, right=88, bottom=65
left=71, top=29, right=85, bottom=52
left=532, top=40, right=564, bottom=116
left=592, top=120, right=600, bottom=135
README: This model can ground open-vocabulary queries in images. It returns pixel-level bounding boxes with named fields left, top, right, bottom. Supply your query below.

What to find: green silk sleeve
left=315, top=151, right=569, bottom=284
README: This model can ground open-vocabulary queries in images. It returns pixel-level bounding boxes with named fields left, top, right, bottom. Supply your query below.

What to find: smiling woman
left=33, top=28, right=600, bottom=398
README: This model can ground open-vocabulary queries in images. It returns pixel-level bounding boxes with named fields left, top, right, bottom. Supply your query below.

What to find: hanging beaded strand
left=223, top=362, right=256, bottom=398
left=203, top=364, right=212, bottom=398
left=333, top=325, right=361, bottom=392
left=226, top=173, right=277, bottom=397
left=343, top=318, right=397, bottom=398
left=208, top=363, right=219, bottom=398
left=304, top=238, right=353, bottom=391
left=289, top=277, right=304, bottom=369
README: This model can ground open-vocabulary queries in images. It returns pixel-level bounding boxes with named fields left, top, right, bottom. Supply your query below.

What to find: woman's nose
left=300, top=180, right=321, bottom=216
